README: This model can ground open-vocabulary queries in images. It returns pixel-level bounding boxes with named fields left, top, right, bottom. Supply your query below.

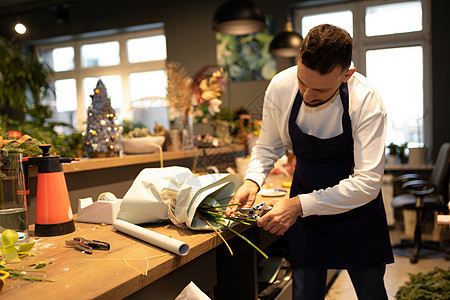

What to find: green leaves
left=0, top=36, right=53, bottom=111
left=0, top=229, right=35, bottom=262
left=29, top=261, right=52, bottom=269
left=0, top=230, right=51, bottom=284
left=0, top=263, right=53, bottom=282
left=1, top=229, right=20, bottom=262
left=0, top=229, right=18, bottom=248
left=395, top=268, right=450, bottom=300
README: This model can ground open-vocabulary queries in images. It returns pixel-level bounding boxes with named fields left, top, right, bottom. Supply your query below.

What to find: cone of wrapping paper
left=117, top=166, right=242, bottom=229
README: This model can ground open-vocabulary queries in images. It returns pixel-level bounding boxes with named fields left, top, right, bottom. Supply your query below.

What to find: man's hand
left=257, top=196, right=302, bottom=236
left=226, top=180, right=260, bottom=216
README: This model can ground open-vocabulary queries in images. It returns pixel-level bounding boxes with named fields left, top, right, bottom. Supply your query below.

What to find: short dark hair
left=299, top=24, right=353, bottom=74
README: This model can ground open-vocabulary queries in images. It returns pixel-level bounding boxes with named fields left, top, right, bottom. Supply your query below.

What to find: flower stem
left=196, top=204, right=269, bottom=259
left=198, top=214, right=234, bottom=256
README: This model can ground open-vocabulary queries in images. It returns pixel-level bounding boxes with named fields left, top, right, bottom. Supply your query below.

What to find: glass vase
left=181, top=113, right=195, bottom=151
left=0, top=152, right=30, bottom=244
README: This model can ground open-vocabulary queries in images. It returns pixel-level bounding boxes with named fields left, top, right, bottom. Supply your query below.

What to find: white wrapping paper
left=175, top=281, right=211, bottom=300
left=117, top=166, right=242, bottom=230
left=113, top=219, right=190, bottom=256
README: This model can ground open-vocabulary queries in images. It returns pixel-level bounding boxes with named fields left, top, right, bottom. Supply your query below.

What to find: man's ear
left=343, top=68, right=356, bottom=82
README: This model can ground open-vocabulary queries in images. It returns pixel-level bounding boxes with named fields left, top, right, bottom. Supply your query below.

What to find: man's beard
left=302, top=87, right=340, bottom=108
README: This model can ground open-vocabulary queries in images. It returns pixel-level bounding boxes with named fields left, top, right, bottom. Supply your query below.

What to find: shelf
left=61, top=145, right=245, bottom=174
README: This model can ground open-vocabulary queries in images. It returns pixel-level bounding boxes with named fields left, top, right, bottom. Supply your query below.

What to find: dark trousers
left=292, top=265, right=388, bottom=300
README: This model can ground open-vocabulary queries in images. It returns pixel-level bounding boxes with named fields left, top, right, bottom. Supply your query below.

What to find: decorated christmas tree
left=83, top=80, right=121, bottom=158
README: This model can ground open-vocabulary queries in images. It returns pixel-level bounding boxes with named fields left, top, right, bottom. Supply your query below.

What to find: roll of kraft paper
left=113, top=219, right=190, bottom=256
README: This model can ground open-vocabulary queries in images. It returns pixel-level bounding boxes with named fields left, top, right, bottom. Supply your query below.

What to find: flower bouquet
left=192, top=65, right=227, bottom=124
left=117, top=166, right=267, bottom=258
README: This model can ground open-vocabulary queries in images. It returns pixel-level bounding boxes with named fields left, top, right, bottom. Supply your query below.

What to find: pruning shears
left=65, top=237, right=110, bottom=254
left=237, top=202, right=272, bottom=220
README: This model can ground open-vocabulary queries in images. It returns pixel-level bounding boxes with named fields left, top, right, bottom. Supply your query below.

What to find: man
left=227, top=24, right=394, bottom=300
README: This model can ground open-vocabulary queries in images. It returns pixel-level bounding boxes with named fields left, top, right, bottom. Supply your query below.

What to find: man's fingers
left=263, top=198, right=277, bottom=207
left=257, top=209, right=292, bottom=236
left=225, top=196, right=243, bottom=216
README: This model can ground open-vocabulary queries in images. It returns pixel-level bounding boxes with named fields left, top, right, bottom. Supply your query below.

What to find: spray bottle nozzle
left=39, top=144, right=52, bottom=156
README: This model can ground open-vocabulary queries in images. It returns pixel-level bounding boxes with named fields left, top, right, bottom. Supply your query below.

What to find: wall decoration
left=216, top=15, right=276, bottom=82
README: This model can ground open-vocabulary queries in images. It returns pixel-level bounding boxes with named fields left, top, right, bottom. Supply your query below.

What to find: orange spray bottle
left=24, top=144, right=78, bottom=236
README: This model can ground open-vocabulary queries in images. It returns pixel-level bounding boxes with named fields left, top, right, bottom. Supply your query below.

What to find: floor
left=325, top=225, right=450, bottom=300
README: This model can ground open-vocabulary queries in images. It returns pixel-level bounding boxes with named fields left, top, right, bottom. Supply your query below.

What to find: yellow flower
left=202, top=90, right=221, bottom=101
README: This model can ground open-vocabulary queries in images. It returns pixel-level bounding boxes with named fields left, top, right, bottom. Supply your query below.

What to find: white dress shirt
left=244, top=66, right=387, bottom=217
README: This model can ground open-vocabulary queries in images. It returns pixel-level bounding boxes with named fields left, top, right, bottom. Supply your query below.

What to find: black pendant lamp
left=270, top=22, right=302, bottom=58
left=212, top=0, right=267, bottom=35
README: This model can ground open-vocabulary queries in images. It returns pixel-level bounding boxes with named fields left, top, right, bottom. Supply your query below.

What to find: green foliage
left=395, top=268, right=450, bottom=300
left=121, top=120, right=147, bottom=135
left=388, top=142, right=408, bottom=161
left=388, top=143, right=400, bottom=156
left=17, top=104, right=61, bottom=143
left=0, top=261, right=52, bottom=282
left=121, top=120, right=134, bottom=135
left=197, top=202, right=268, bottom=259
left=52, top=132, right=85, bottom=158
left=398, top=142, right=408, bottom=160
left=121, top=120, right=150, bottom=139
left=0, top=36, right=85, bottom=158
left=1, top=138, right=43, bottom=158
left=1, top=104, right=85, bottom=158
left=127, top=127, right=150, bottom=138
left=0, top=36, right=53, bottom=111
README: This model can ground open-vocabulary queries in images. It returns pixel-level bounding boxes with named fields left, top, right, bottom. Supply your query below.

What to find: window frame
left=293, top=0, right=432, bottom=147
left=35, top=27, right=167, bottom=131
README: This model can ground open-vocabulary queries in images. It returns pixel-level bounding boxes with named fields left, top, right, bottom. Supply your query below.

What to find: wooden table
left=2, top=220, right=237, bottom=299
left=3, top=175, right=292, bottom=300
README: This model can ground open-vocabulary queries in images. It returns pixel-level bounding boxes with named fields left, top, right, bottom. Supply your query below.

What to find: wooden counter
left=2, top=221, right=228, bottom=299
left=5, top=174, right=292, bottom=300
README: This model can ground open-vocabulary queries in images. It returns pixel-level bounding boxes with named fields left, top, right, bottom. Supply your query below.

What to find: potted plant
left=0, top=36, right=53, bottom=121
left=398, top=142, right=408, bottom=164
left=387, top=143, right=399, bottom=165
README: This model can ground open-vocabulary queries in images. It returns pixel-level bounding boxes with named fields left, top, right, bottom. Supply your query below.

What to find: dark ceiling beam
left=0, top=0, right=80, bottom=17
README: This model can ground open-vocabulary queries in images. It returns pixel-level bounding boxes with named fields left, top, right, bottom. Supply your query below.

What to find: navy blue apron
left=287, top=83, right=394, bottom=270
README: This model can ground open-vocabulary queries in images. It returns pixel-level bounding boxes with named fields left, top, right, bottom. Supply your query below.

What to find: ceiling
left=0, top=0, right=79, bottom=16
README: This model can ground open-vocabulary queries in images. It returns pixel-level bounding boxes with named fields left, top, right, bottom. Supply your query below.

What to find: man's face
left=297, top=61, right=355, bottom=107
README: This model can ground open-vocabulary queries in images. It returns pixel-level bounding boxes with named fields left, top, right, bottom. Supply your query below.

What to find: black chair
left=391, top=142, right=450, bottom=263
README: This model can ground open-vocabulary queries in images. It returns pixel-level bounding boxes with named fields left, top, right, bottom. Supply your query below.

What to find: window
left=294, top=0, right=430, bottom=148
left=81, top=41, right=120, bottom=68
left=36, top=25, right=168, bottom=133
left=55, top=79, right=77, bottom=112
left=127, top=35, right=167, bottom=63
left=366, top=46, right=424, bottom=145
left=301, top=10, right=353, bottom=38
left=51, top=47, right=74, bottom=71
left=365, top=1, right=422, bottom=36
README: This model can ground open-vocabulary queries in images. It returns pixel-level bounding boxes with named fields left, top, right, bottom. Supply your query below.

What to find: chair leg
left=394, top=209, right=446, bottom=263
left=410, top=209, right=423, bottom=263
